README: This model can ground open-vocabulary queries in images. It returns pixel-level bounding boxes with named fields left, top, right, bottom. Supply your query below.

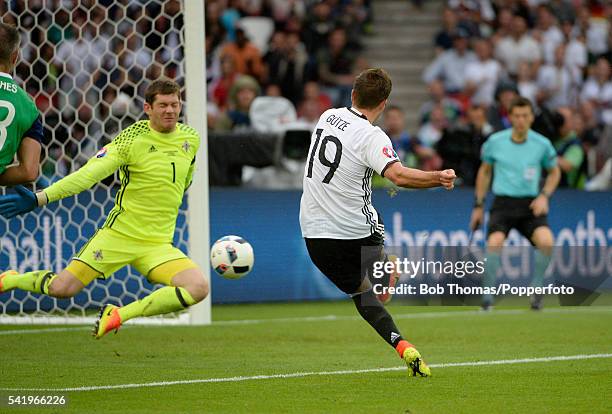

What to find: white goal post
left=0, top=0, right=210, bottom=325
left=184, top=0, right=211, bottom=325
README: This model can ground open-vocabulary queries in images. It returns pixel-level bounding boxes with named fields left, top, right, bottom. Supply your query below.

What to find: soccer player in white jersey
left=300, top=68, right=456, bottom=377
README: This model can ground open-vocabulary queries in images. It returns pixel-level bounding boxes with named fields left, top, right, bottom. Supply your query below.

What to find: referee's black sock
left=352, top=289, right=412, bottom=356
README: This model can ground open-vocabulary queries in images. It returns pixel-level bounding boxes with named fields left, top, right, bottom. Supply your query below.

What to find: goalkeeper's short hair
left=145, top=79, right=181, bottom=105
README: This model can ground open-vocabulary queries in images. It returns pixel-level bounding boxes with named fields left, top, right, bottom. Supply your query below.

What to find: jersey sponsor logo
left=95, top=147, right=107, bottom=158
left=382, top=145, right=398, bottom=159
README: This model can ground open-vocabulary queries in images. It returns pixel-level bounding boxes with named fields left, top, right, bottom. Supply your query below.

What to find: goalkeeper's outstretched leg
left=94, top=258, right=208, bottom=339
left=0, top=259, right=91, bottom=297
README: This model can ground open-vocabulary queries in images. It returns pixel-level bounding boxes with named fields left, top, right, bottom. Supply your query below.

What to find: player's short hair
left=0, top=22, right=20, bottom=65
left=509, top=96, right=533, bottom=114
left=352, top=68, right=392, bottom=110
left=145, top=79, right=181, bottom=105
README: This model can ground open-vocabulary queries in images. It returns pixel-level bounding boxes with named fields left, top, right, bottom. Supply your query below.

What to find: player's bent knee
left=187, top=279, right=209, bottom=303
left=172, top=268, right=209, bottom=303
left=48, top=273, right=85, bottom=298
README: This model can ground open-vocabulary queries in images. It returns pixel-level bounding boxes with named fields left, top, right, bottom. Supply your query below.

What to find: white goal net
left=0, top=0, right=209, bottom=325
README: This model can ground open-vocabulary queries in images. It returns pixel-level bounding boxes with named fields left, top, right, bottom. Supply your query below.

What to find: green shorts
left=74, top=227, right=188, bottom=279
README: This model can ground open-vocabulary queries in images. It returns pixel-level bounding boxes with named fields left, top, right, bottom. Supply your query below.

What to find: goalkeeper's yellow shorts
left=71, top=227, right=196, bottom=286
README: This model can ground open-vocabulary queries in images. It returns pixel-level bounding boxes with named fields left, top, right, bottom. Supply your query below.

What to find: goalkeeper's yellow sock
left=1, top=270, right=57, bottom=295
left=117, top=286, right=196, bottom=323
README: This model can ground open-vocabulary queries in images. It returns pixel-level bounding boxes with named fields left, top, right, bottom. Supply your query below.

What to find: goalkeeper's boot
left=403, top=346, right=432, bottom=377
left=0, top=270, right=18, bottom=293
left=93, top=304, right=122, bottom=339
left=375, top=255, right=400, bottom=305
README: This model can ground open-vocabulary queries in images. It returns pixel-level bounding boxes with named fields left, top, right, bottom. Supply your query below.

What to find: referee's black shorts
left=488, top=196, right=549, bottom=243
left=305, top=232, right=385, bottom=295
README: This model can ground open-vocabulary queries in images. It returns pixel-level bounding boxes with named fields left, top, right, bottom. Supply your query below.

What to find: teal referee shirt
left=481, top=128, right=557, bottom=198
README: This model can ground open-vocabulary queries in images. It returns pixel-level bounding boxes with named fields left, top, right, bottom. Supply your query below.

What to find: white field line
left=1, top=353, right=611, bottom=392
left=1, top=306, right=611, bottom=335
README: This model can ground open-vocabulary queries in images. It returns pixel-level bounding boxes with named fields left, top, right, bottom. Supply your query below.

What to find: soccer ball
left=210, top=235, right=254, bottom=279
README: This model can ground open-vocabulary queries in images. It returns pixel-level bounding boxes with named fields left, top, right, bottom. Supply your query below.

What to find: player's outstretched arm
left=0, top=143, right=125, bottom=218
left=0, top=137, right=41, bottom=185
left=0, top=185, right=37, bottom=218
left=383, top=161, right=456, bottom=189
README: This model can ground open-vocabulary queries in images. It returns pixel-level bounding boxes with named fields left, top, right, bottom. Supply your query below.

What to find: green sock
left=118, top=286, right=196, bottom=323
left=531, top=250, right=551, bottom=288
left=483, top=252, right=501, bottom=304
left=2, top=270, right=57, bottom=295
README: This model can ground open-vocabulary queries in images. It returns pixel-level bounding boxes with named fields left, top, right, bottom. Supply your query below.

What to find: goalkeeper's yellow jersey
left=43, top=120, right=200, bottom=243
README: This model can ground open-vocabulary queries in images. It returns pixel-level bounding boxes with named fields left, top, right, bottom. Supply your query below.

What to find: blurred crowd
left=2, top=0, right=185, bottom=187
left=205, top=0, right=372, bottom=132
left=1, top=0, right=609, bottom=190
left=411, top=0, right=611, bottom=190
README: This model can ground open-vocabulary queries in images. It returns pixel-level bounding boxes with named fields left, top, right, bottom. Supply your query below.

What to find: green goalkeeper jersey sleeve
left=0, top=72, right=42, bottom=174
left=44, top=120, right=200, bottom=243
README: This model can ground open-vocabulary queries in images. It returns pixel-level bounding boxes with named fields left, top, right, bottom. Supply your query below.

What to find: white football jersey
left=299, top=107, right=400, bottom=239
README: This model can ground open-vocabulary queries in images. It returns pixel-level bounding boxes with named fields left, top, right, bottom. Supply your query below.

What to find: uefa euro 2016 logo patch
left=95, top=147, right=108, bottom=158
left=382, top=146, right=397, bottom=159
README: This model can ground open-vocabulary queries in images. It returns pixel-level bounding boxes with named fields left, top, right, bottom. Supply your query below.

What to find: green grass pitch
left=1, top=302, right=611, bottom=413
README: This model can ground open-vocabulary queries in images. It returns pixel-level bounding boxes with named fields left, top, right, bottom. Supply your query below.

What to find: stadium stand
left=1, top=0, right=609, bottom=189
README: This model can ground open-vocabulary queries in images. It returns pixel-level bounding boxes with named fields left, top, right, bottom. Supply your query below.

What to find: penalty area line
left=2, top=353, right=611, bottom=392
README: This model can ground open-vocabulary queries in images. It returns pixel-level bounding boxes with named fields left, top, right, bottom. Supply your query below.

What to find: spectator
left=215, top=75, right=261, bottom=132
left=561, top=19, right=587, bottom=75
left=265, top=31, right=308, bottom=105
left=316, top=27, right=358, bottom=107
left=554, top=107, right=587, bottom=188
left=487, top=82, right=519, bottom=132
left=302, top=1, right=336, bottom=55
left=383, top=105, right=440, bottom=169
left=219, top=27, right=265, bottom=81
left=535, top=5, right=564, bottom=65
left=436, top=105, right=493, bottom=185
left=576, top=6, right=610, bottom=59
left=491, top=8, right=514, bottom=44
left=417, top=104, right=448, bottom=148
left=517, top=61, right=538, bottom=105
left=419, top=79, right=462, bottom=125
left=494, top=14, right=542, bottom=77
left=423, top=28, right=477, bottom=94
left=580, top=57, right=612, bottom=126
left=297, top=81, right=332, bottom=121
left=536, top=43, right=581, bottom=110
left=434, top=7, right=459, bottom=54
left=209, top=54, right=240, bottom=111
left=464, top=37, right=503, bottom=107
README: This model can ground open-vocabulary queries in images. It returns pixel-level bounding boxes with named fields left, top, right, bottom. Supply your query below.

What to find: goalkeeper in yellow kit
left=0, top=79, right=209, bottom=338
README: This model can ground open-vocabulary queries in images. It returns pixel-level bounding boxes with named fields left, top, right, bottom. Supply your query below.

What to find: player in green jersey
left=0, top=22, right=43, bottom=185
left=0, top=79, right=209, bottom=338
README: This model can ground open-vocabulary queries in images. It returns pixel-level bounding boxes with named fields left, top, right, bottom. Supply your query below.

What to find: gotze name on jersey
left=299, top=107, right=399, bottom=239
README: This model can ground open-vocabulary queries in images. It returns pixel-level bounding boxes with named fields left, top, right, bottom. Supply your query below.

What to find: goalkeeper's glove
left=0, top=185, right=39, bottom=218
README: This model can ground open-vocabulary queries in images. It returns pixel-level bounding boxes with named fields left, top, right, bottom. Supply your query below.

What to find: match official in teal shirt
left=470, top=97, right=561, bottom=310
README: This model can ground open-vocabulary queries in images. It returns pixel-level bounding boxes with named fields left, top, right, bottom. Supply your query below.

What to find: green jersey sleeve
left=43, top=127, right=133, bottom=203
